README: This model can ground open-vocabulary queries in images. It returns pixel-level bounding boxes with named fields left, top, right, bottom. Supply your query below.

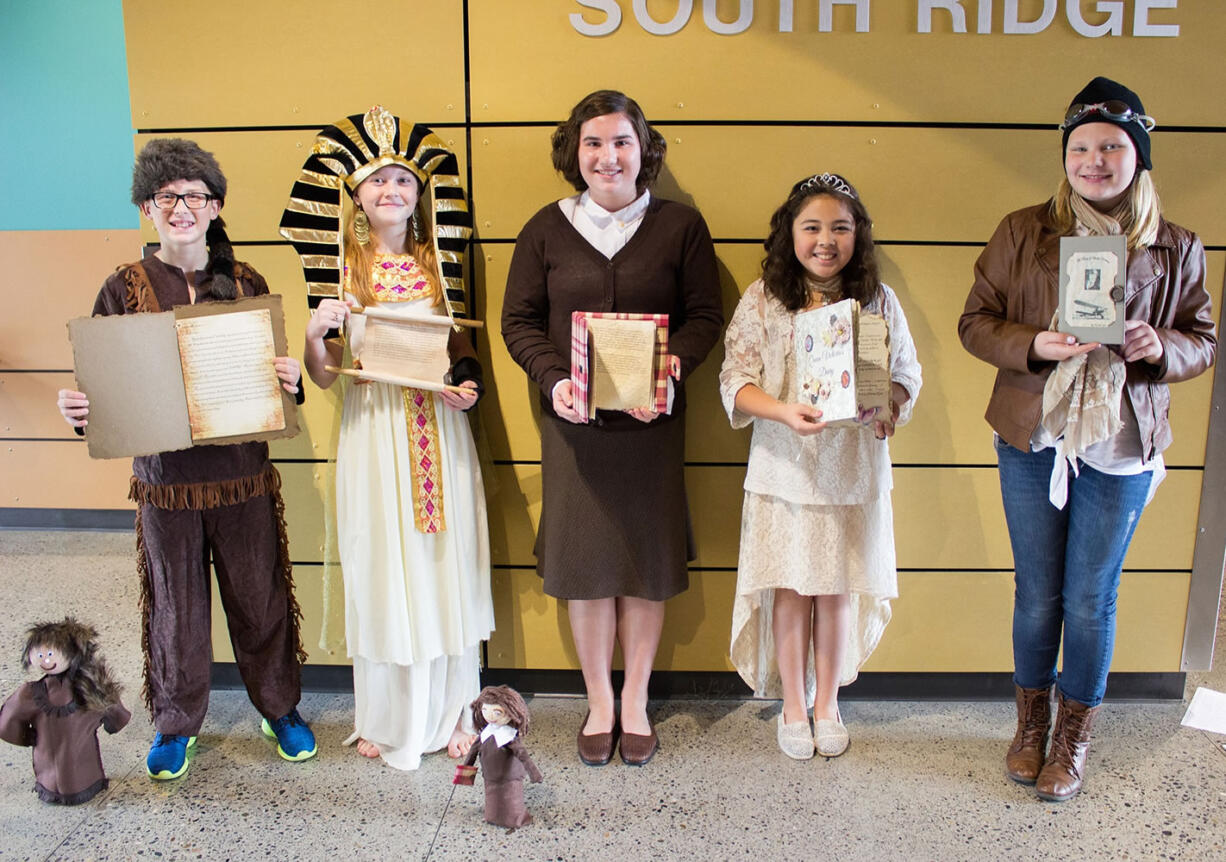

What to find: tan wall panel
left=864, top=570, right=1188, bottom=672
left=0, top=230, right=143, bottom=370
left=123, top=0, right=466, bottom=128
left=470, top=126, right=1226, bottom=246
left=1, top=372, right=79, bottom=439
left=893, top=465, right=1201, bottom=572
left=276, top=461, right=334, bottom=565
left=468, top=1, right=1226, bottom=125
left=1, top=442, right=133, bottom=509
left=487, top=567, right=737, bottom=672
left=133, top=132, right=470, bottom=246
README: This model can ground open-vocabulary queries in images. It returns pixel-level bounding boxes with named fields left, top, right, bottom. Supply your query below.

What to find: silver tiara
left=799, top=172, right=857, bottom=199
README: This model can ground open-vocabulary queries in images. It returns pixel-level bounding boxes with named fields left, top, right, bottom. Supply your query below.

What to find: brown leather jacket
left=959, top=202, right=1217, bottom=460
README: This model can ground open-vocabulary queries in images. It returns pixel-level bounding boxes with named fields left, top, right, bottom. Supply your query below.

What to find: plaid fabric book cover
left=570, top=311, right=670, bottom=421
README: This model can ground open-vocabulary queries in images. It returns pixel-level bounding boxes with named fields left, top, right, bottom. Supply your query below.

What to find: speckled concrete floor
left=1, top=529, right=1223, bottom=861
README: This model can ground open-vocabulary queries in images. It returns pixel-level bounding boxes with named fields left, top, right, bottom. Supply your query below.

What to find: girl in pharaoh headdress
left=282, top=107, right=493, bottom=770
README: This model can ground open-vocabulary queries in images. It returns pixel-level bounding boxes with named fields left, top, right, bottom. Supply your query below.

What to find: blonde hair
left=341, top=201, right=442, bottom=307
left=1049, top=170, right=1161, bottom=250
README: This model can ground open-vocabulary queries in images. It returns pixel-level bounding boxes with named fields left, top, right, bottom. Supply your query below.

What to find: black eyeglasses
left=151, top=192, right=216, bottom=210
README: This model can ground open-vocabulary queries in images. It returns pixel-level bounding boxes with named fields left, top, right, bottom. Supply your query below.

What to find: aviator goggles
left=1060, top=101, right=1156, bottom=132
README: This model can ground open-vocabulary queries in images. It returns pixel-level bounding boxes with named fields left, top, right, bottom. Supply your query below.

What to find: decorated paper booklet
left=1059, top=235, right=1127, bottom=345
left=67, top=294, right=299, bottom=459
left=794, top=297, right=890, bottom=426
left=570, top=312, right=669, bottom=421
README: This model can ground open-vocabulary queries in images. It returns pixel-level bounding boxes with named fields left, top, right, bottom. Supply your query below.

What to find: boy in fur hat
left=55, top=139, right=316, bottom=780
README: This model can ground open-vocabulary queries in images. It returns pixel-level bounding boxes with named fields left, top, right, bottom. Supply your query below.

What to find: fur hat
left=130, top=138, right=237, bottom=299
left=130, top=138, right=228, bottom=206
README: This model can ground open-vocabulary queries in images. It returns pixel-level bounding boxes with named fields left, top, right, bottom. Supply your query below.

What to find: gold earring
left=354, top=208, right=370, bottom=246
left=411, top=209, right=427, bottom=244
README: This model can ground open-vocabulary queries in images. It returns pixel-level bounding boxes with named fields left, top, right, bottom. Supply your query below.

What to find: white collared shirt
left=557, top=190, right=651, bottom=259
left=479, top=723, right=519, bottom=748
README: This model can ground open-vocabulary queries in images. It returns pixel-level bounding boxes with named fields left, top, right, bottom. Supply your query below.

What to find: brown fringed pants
left=136, top=493, right=303, bottom=736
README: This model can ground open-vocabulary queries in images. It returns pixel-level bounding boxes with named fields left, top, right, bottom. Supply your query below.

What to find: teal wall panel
left=0, top=0, right=136, bottom=230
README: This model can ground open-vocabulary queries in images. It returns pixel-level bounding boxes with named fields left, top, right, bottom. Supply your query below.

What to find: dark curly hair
left=131, top=138, right=237, bottom=299
left=470, top=685, right=531, bottom=736
left=761, top=173, right=880, bottom=312
left=21, top=617, right=123, bottom=712
left=551, top=90, right=667, bottom=195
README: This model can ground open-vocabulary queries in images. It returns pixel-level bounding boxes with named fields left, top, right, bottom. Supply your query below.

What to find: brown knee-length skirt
left=536, top=414, right=695, bottom=601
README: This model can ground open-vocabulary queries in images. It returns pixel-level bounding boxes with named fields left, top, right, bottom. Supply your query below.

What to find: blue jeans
left=995, top=439, right=1152, bottom=706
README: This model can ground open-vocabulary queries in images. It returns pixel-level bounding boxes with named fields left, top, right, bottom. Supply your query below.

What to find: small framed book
left=67, top=294, right=299, bottom=459
left=1059, top=235, right=1127, bottom=345
left=570, top=311, right=670, bottom=422
left=794, top=297, right=891, bottom=426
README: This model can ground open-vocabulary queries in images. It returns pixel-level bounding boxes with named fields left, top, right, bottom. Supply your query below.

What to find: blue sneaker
left=261, top=709, right=317, bottom=762
left=146, top=733, right=197, bottom=780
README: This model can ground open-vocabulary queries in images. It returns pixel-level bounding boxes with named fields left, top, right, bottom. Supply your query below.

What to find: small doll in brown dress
left=459, top=686, right=542, bottom=829
left=0, top=618, right=131, bottom=804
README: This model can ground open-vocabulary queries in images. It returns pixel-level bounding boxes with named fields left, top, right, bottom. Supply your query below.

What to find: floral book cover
left=795, top=298, right=859, bottom=423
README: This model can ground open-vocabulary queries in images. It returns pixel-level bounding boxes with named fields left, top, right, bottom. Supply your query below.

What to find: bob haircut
left=551, top=90, right=667, bottom=195
left=761, top=173, right=881, bottom=312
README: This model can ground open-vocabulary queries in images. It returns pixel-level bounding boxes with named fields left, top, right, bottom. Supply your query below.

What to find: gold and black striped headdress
left=279, top=106, right=471, bottom=320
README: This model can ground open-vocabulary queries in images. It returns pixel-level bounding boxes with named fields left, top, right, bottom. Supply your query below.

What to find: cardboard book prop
left=68, top=294, right=299, bottom=459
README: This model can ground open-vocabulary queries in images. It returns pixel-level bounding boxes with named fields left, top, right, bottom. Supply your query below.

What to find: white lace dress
left=335, top=254, right=494, bottom=770
left=718, top=280, right=922, bottom=699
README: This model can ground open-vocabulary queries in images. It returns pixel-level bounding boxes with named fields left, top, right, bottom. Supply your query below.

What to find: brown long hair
left=551, top=90, right=667, bottom=195
left=761, top=174, right=881, bottom=312
left=470, top=686, right=531, bottom=736
left=342, top=196, right=442, bottom=307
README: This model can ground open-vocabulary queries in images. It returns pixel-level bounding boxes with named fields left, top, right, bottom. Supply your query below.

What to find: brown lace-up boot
left=1005, top=684, right=1052, bottom=784
left=1035, top=693, right=1099, bottom=802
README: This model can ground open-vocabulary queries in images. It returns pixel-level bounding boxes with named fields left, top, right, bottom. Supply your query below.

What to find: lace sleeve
left=719, top=280, right=770, bottom=429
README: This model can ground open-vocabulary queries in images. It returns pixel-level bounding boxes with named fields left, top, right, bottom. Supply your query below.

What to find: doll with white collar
left=0, top=618, right=130, bottom=805
left=458, top=685, right=542, bottom=829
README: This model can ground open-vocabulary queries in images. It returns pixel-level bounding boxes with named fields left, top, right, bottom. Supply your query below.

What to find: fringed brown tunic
left=89, top=257, right=306, bottom=735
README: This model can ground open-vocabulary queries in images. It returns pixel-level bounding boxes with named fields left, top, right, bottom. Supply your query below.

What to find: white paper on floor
left=1180, top=686, right=1226, bottom=734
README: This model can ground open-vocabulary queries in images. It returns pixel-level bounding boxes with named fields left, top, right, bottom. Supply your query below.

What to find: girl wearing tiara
left=284, top=109, right=493, bottom=770
left=719, top=173, right=921, bottom=759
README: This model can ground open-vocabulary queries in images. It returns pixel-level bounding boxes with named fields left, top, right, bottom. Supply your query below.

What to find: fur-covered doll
left=458, top=686, right=542, bottom=829
left=0, top=618, right=130, bottom=804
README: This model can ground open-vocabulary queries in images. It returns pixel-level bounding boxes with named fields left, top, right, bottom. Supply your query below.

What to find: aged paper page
left=854, top=312, right=891, bottom=416
left=587, top=317, right=656, bottom=417
left=357, top=312, right=451, bottom=385
left=175, top=308, right=285, bottom=442
left=67, top=311, right=193, bottom=459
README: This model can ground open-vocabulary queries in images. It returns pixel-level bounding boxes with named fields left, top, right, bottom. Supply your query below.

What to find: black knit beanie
left=1061, top=77, right=1152, bottom=171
